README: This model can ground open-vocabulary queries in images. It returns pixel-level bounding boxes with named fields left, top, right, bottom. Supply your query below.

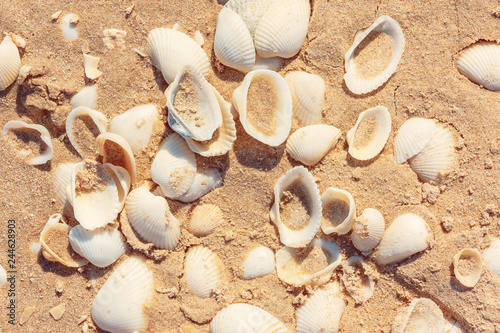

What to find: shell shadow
left=152, top=66, right=169, bottom=93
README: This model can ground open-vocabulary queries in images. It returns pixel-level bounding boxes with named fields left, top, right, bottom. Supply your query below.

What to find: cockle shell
left=285, top=71, right=325, bottom=126
left=66, top=106, right=108, bottom=158
left=456, top=42, right=500, bottom=91
left=392, top=298, right=444, bottom=333
left=70, top=85, right=97, bottom=109
left=188, top=204, right=224, bottom=237
left=286, top=125, right=341, bottom=166
left=482, top=239, right=500, bottom=274
left=53, top=163, right=77, bottom=204
left=393, top=118, right=436, bottom=164
left=241, top=245, right=275, bottom=279
left=453, top=248, right=482, bottom=288
left=270, top=166, right=322, bottom=248
left=103, top=163, right=131, bottom=211
left=96, top=132, right=137, bottom=182
left=350, top=208, right=385, bottom=253
left=0, top=36, right=21, bottom=91
left=342, top=257, right=374, bottom=304
left=344, top=15, right=405, bottom=95
left=346, top=106, right=391, bottom=161
left=91, top=257, right=154, bottom=333
left=321, top=188, right=355, bottom=235
left=184, top=246, right=226, bottom=298
left=83, top=54, right=103, bottom=80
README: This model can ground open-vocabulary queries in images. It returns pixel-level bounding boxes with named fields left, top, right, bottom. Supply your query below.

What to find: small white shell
left=344, top=15, right=405, bottom=95
left=342, top=257, right=374, bottom=304
left=96, top=132, right=137, bottom=182
left=375, top=213, right=429, bottom=265
left=393, top=118, right=436, bottom=164
left=70, top=85, right=97, bottom=109
left=350, top=208, right=385, bottom=253
left=346, top=106, right=391, bottom=160
left=285, top=71, right=325, bottom=126
left=53, top=163, right=77, bottom=204
left=453, top=248, right=483, bottom=288
left=188, top=204, right=224, bottom=237
left=184, top=246, right=226, bottom=298
left=286, top=125, right=341, bottom=166
left=482, top=239, right=500, bottom=274
left=392, top=298, right=444, bottom=333
left=83, top=54, right=103, bottom=80
left=66, top=106, right=108, bottom=158
left=321, top=188, right=355, bottom=235
left=91, top=257, right=154, bottom=333
left=241, top=245, right=275, bottom=279
left=103, top=163, right=131, bottom=211
left=270, top=166, right=322, bottom=248
left=456, top=42, right=500, bottom=91
left=0, top=36, right=21, bottom=91
left=172, top=168, right=222, bottom=203
left=61, top=14, right=78, bottom=41
left=276, top=238, right=342, bottom=286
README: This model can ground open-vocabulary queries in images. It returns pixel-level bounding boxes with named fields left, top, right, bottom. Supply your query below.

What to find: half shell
left=53, top=163, right=77, bottom=204
left=70, top=85, right=97, bottom=109
left=456, top=42, right=500, bottom=91
left=342, top=257, right=374, bottom=304
left=286, top=125, right=341, bottom=166
left=482, top=239, right=500, bottom=274
left=350, top=208, right=385, bottom=253
left=0, top=36, right=21, bottom=91
left=453, top=248, right=482, bottom=288
left=172, top=168, right=222, bottom=203
left=96, top=132, right=137, bottom=182
left=393, top=118, right=436, bottom=164
left=321, top=188, right=355, bottom=235
left=184, top=246, right=226, bottom=298
left=392, top=298, right=444, bottom=333
left=285, top=71, right=325, bottom=126
left=66, top=106, right=108, bottom=158
left=188, top=204, right=224, bottom=237
left=241, top=245, right=275, bottom=279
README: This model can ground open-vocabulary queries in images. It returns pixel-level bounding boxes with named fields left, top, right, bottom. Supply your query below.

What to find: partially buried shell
left=285, top=71, right=325, bottom=126
left=96, top=132, right=137, bottom=182
left=286, top=125, right=341, bottom=166
left=0, top=35, right=21, bottom=91
left=392, top=298, right=444, bottom=333
left=241, top=245, right=275, bottom=279
left=456, top=41, right=500, bottom=91
left=170, top=168, right=222, bottom=203
left=453, top=248, right=482, bottom=288
left=188, top=204, right=224, bottom=237
left=184, top=246, right=226, bottom=298
left=321, top=188, right=355, bottom=235
left=393, top=118, right=436, bottom=164
left=66, top=106, right=108, bottom=158
left=53, top=163, right=77, bottom=204
left=83, top=54, right=102, bottom=80
left=482, top=239, right=500, bottom=274
left=342, top=257, right=374, bottom=304
left=350, top=208, right=385, bottom=253
left=103, top=163, right=131, bottom=211
left=70, top=85, right=97, bottom=109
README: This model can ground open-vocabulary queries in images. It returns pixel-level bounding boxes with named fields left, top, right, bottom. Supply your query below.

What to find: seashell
left=270, top=166, right=322, bottom=247
left=151, top=133, right=197, bottom=198
left=241, top=245, right=275, bottom=279
left=210, top=303, right=290, bottom=333
left=346, top=106, right=391, bottom=161
left=40, top=213, right=88, bottom=267
left=68, top=225, right=127, bottom=268
left=103, top=163, right=131, bottom=211
left=0, top=36, right=21, bottom=91
left=61, top=14, right=79, bottom=41
left=286, top=125, right=341, bottom=166
left=285, top=71, right=325, bottom=126
left=125, top=186, right=181, bottom=250
left=232, top=69, right=292, bottom=146
left=296, top=282, right=345, bottom=333
left=443, top=318, right=465, bottom=333
left=225, top=0, right=276, bottom=37
left=172, top=168, right=222, bottom=203
left=66, top=106, right=108, bottom=158
left=276, top=238, right=342, bottom=286
left=392, top=298, right=444, bottom=333
left=109, top=104, right=159, bottom=153
left=253, top=55, right=284, bottom=71
left=53, top=163, right=78, bottom=204
left=146, top=27, right=210, bottom=84
left=321, top=188, right=355, bottom=235
left=344, top=15, right=405, bottom=95
left=0, top=265, right=6, bottom=284
left=83, top=54, right=103, bottom=80
left=350, top=208, right=385, bottom=253
left=2, top=120, right=54, bottom=165
left=342, top=257, right=374, bottom=304
left=453, top=248, right=482, bottom=288
left=482, top=238, right=500, bottom=274
left=393, top=118, right=436, bottom=164
left=184, top=246, right=226, bottom=297
left=70, top=85, right=97, bottom=109
left=165, top=66, right=223, bottom=141
left=91, top=257, right=154, bottom=333
left=456, top=42, right=500, bottom=91
left=188, top=204, right=224, bottom=237
left=375, top=213, right=429, bottom=265
left=96, top=132, right=137, bottom=182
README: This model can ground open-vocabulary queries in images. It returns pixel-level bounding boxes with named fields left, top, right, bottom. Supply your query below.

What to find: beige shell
left=171, top=168, right=222, bottom=203
left=188, top=204, right=224, bottom=237
left=393, top=118, right=436, bottom=164
left=453, top=248, right=482, bottom=288
left=96, top=132, right=137, bottom=182
left=102, top=163, right=131, bottom=211
left=285, top=71, right=325, bottom=126
left=392, top=298, right=445, bottom=333
left=184, top=246, right=226, bottom=298
left=456, top=41, right=500, bottom=91
left=53, top=163, right=77, bottom=204
left=350, top=208, right=385, bottom=253
left=66, top=106, right=108, bottom=158
left=482, top=238, right=500, bottom=275
left=321, top=188, right=355, bottom=235
left=70, top=85, right=97, bottom=109
left=0, top=35, right=21, bottom=91
left=286, top=125, right=341, bottom=166
left=342, top=256, right=374, bottom=304
left=83, top=54, right=103, bottom=80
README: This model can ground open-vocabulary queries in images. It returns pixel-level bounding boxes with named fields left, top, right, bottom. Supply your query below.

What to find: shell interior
left=342, top=256, right=375, bottom=304
left=453, top=248, right=483, bottom=288
left=65, top=106, right=108, bottom=158
left=96, top=132, right=137, bottom=182
left=321, top=187, right=355, bottom=235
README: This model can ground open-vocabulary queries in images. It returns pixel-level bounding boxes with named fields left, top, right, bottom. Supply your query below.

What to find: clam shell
left=184, top=246, right=226, bottom=298
left=70, top=85, right=97, bottom=109
left=342, top=257, right=374, bottom=304
left=96, top=132, right=137, bottom=182
left=344, top=15, right=405, bottom=95
left=392, top=298, right=444, bottom=333
left=321, top=188, right=355, bottom=235
left=482, top=239, right=500, bottom=274
left=286, top=125, right=341, bottom=166
left=456, top=42, right=500, bottom=91
left=393, top=118, right=436, bottom=164
left=103, top=163, right=131, bottom=211
left=285, top=71, right=325, bottom=126
left=241, top=245, right=275, bottom=279
left=83, top=54, right=103, bottom=80
left=346, top=106, right=391, bottom=161
left=188, top=203, right=224, bottom=237
left=375, top=213, right=429, bottom=265
left=350, top=208, right=385, bottom=253
left=0, top=36, right=21, bottom=91
left=453, top=248, right=482, bottom=288
left=53, top=163, right=77, bottom=204
left=66, top=106, right=108, bottom=158
left=270, top=166, right=322, bottom=248
left=91, top=257, right=154, bottom=333
left=172, top=168, right=222, bottom=203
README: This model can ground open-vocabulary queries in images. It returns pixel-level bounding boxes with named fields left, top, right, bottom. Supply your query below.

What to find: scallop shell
left=346, top=106, right=391, bottom=160
left=66, top=106, right=108, bottom=158
left=68, top=225, right=127, bottom=268
left=125, top=186, right=181, bottom=250
left=456, top=42, right=500, bottom=91
left=96, top=132, right=137, bottom=182
left=232, top=69, right=292, bottom=146
left=103, top=163, right=131, bottom=211
left=188, top=204, right=224, bottom=237
left=109, top=104, right=159, bottom=153
left=453, top=248, right=482, bottom=288
left=375, top=213, right=430, bottom=265
left=0, top=36, right=21, bottom=91
left=83, top=54, right=103, bottom=80
left=184, top=246, right=226, bottom=298
left=2, top=120, right=54, bottom=165
left=210, top=303, right=290, bottom=333
left=350, top=208, right=385, bottom=253
left=270, top=166, right=322, bottom=248
left=70, top=85, right=97, bottom=109
left=285, top=71, right=325, bottom=126
left=91, top=257, right=154, bottom=333
left=172, top=168, right=222, bottom=203
left=146, top=27, right=210, bottom=84
left=392, top=298, right=445, bottom=333
left=286, top=125, right=341, bottom=166
left=53, top=163, right=78, bottom=204
left=321, top=188, right=355, bottom=235
left=393, top=118, right=436, bottom=164
left=241, top=245, right=275, bottom=279
left=482, top=239, right=500, bottom=274
left=344, top=15, right=405, bottom=95
left=276, top=238, right=342, bottom=286
left=342, top=257, right=374, bottom=304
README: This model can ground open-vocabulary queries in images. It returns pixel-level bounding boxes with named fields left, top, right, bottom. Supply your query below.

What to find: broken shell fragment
left=172, top=168, right=222, bottom=203
left=83, top=54, right=103, bottom=80
left=102, top=29, right=127, bottom=50
left=393, top=118, right=436, bottom=164
left=453, top=248, right=483, bottom=288
left=321, top=188, right=355, bottom=235
left=0, top=35, right=21, bottom=91
left=350, top=208, right=385, bottom=253
left=65, top=106, right=108, bottom=158
left=188, top=204, right=224, bottom=237
left=61, top=14, right=79, bottom=41
left=103, top=163, right=131, bottom=211
left=241, top=245, right=275, bottom=279
left=392, top=298, right=445, bottom=333
left=70, top=85, right=97, bottom=109
left=456, top=42, right=500, bottom=91
left=482, top=239, right=500, bottom=274
left=184, top=246, right=226, bottom=298
left=286, top=125, right=341, bottom=166
left=285, top=71, right=325, bottom=126
left=342, top=257, right=374, bottom=304
left=96, top=132, right=137, bottom=182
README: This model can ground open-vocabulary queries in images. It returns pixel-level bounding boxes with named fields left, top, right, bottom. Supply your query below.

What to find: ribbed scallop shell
left=346, top=106, right=391, bottom=161
left=321, top=188, right=355, bottom=235
left=125, top=186, right=181, bottom=250
left=393, top=118, right=436, bottom=164
left=210, top=303, right=290, bottom=333
left=91, top=257, right=154, bottom=333
left=375, top=213, right=429, bottom=265
left=350, top=208, right=385, bottom=253
left=344, top=15, right=405, bottom=95
left=103, top=163, right=131, bottom=211
left=483, top=239, right=500, bottom=274
left=456, top=42, right=500, bottom=91
left=286, top=125, right=341, bottom=166
left=70, top=85, right=97, bottom=109
left=53, top=163, right=77, bottom=204
left=188, top=204, right=224, bottom=237
left=172, top=168, right=222, bottom=203
left=0, top=36, right=21, bottom=91
left=241, top=245, right=275, bottom=279
left=392, top=298, right=445, bottom=333
left=184, top=246, right=226, bottom=298
left=285, top=71, right=325, bottom=126
left=270, top=166, right=322, bottom=247
left=453, top=248, right=482, bottom=288
left=342, top=257, right=374, bottom=304
left=66, top=106, right=108, bottom=158
left=97, top=133, right=137, bottom=182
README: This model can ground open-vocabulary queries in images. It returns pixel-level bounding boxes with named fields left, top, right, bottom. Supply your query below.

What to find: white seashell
left=188, top=204, right=224, bottom=237
left=53, top=163, right=78, bottom=204
left=172, top=168, right=222, bottom=203
left=96, top=132, right=137, bottom=182
left=146, top=27, right=210, bottom=84
left=342, top=257, right=374, bottom=304
left=165, top=66, right=223, bottom=141
left=241, top=245, right=275, bottom=279
left=2, top=120, right=54, bottom=165
left=225, top=0, right=275, bottom=37
left=286, top=125, right=341, bottom=166
left=66, top=106, right=108, bottom=158
left=253, top=55, right=284, bottom=71
left=392, top=298, right=444, bottom=333
left=70, top=85, right=97, bottom=109
left=0, top=36, right=21, bottom=91
left=0, top=265, right=6, bottom=284
left=453, top=248, right=482, bottom=288
left=270, top=166, right=322, bottom=247
left=456, top=42, right=500, bottom=91
left=482, top=239, right=500, bottom=274
left=344, top=15, right=405, bottom=95
left=350, top=208, right=385, bottom=253
left=285, top=71, right=325, bottom=126
left=125, top=186, right=181, bottom=250
left=109, top=104, right=158, bottom=153
left=375, top=213, right=429, bottom=265
left=83, top=54, right=103, bottom=80
left=151, top=133, right=197, bottom=198
left=210, top=303, right=290, bottom=333
left=393, top=118, right=436, bottom=164
left=276, top=238, right=342, bottom=286
left=184, top=246, right=226, bottom=298
left=194, top=31, right=204, bottom=46
left=91, top=257, right=154, bottom=333
left=346, top=106, right=391, bottom=160
left=321, top=188, right=355, bottom=235
left=69, top=225, right=127, bottom=268
left=61, top=14, right=79, bottom=41
left=232, top=69, right=292, bottom=146
left=296, top=282, right=345, bottom=333
left=102, top=163, right=131, bottom=211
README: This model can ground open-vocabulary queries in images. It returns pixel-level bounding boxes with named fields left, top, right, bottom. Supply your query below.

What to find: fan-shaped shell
left=285, top=71, right=325, bottom=126
left=342, top=257, right=374, bottom=304
left=0, top=36, right=21, bottom=91
left=456, top=42, right=500, bottom=91
left=483, top=239, right=500, bottom=274
left=241, top=245, right=275, bottom=279
left=172, top=168, right=222, bottom=203
left=188, top=204, right=224, bottom=237
left=96, top=132, right=137, bottom=182
left=53, top=163, right=77, bottom=204
left=392, top=298, right=445, bottom=333
left=286, top=125, right=341, bottom=166
left=66, top=106, right=108, bottom=158
left=321, top=188, right=355, bottom=235
left=103, top=163, right=131, bottom=211
left=184, top=246, right=226, bottom=298
left=70, top=85, right=97, bottom=109
left=350, top=208, right=385, bottom=253
left=453, top=248, right=482, bottom=288
left=393, top=118, right=436, bottom=164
